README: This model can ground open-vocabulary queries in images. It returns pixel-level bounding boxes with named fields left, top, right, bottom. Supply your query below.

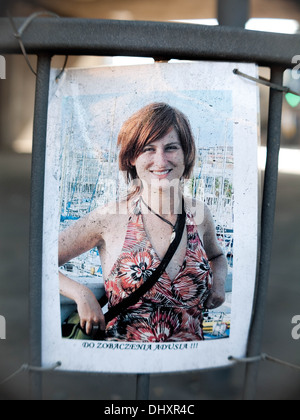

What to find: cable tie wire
left=7, top=10, right=68, bottom=80
left=0, top=362, right=62, bottom=386
left=233, top=68, right=300, bottom=97
left=229, top=353, right=300, bottom=371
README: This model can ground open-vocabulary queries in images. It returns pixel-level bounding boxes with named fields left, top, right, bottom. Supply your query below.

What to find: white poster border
left=42, top=61, right=259, bottom=374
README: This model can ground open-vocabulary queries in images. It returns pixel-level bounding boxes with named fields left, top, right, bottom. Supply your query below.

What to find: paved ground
left=0, top=152, right=299, bottom=400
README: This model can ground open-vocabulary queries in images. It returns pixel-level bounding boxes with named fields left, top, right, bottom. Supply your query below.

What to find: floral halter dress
left=104, top=200, right=213, bottom=342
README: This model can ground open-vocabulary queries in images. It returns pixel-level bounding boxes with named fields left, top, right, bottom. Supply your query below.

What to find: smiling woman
left=59, top=102, right=227, bottom=342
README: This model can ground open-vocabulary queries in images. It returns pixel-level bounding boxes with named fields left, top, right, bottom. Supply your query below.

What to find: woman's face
left=131, top=128, right=185, bottom=190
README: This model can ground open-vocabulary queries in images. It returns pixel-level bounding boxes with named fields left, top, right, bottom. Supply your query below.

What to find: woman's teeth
left=151, top=170, right=170, bottom=175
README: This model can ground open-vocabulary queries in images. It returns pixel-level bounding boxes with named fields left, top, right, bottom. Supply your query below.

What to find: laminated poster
left=42, top=61, right=259, bottom=373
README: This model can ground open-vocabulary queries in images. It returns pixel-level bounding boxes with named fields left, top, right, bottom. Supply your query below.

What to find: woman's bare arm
left=59, top=272, right=106, bottom=334
left=59, top=208, right=105, bottom=266
left=201, top=204, right=228, bottom=309
left=59, top=208, right=107, bottom=334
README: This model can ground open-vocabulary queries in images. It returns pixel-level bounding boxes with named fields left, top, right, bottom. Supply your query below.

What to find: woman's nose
left=153, top=149, right=168, bottom=167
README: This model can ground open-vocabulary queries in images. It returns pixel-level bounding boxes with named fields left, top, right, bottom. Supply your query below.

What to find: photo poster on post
left=42, top=61, right=259, bottom=374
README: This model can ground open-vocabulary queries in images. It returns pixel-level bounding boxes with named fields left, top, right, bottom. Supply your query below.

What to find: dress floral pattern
left=104, top=202, right=213, bottom=342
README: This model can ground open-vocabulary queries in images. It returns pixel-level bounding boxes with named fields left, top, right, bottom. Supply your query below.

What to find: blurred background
left=0, top=0, right=299, bottom=400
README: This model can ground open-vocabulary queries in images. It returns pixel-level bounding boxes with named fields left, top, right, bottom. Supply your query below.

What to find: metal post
left=217, top=0, right=250, bottom=28
left=136, top=374, right=150, bottom=400
left=29, top=54, right=52, bottom=400
left=243, top=66, right=284, bottom=400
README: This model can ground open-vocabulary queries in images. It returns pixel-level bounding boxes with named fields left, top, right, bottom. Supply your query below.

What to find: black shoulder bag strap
left=100, top=200, right=186, bottom=324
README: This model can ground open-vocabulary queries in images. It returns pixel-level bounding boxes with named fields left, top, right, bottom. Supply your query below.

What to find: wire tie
left=7, top=10, right=68, bottom=80
left=228, top=353, right=300, bottom=371
left=233, top=68, right=300, bottom=97
left=0, top=362, right=62, bottom=386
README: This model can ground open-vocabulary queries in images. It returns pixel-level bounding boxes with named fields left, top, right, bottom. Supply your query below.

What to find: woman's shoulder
left=184, top=196, right=211, bottom=227
left=89, top=198, right=133, bottom=223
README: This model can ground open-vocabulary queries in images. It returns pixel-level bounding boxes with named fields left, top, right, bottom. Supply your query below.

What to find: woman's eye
left=142, top=145, right=179, bottom=153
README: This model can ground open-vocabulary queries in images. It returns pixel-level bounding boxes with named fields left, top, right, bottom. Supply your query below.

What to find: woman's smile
left=150, top=169, right=173, bottom=179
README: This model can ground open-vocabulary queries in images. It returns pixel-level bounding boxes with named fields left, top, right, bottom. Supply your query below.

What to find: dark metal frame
left=0, top=18, right=299, bottom=66
left=0, top=17, right=296, bottom=400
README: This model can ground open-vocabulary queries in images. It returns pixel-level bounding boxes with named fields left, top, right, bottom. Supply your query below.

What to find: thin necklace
left=140, top=196, right=179, bottom=243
